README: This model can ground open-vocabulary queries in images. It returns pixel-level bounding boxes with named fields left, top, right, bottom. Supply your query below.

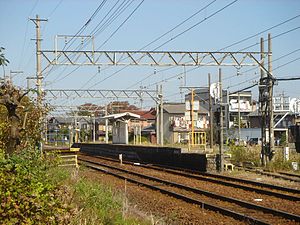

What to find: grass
left=49, top=166, right=150, bottom=225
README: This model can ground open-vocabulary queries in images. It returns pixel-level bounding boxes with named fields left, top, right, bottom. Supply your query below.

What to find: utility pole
left=30, top=15, right=47, bottom=106
left=105, top=105, right=109, bottom=144
left=159, top=84, right=164, bottom=146
left=93, top=115, right=96, bottom=143
left=259, top=37, right=266, bottom=166
left=156, top=85, right=160, bottom=145
left=238, top=92, right=241, bottom=143
left=191, top=88, right=195, bottom=146
left=219, top=68, right=224, bottom=172
left=208, top=73, right=213, bottom=149
left=268, top=33, right=274, bottom=162
left=26, top=76, right=36, bottom=90
left=10, top=70, right=23, bottom=83
left=30, top=15, right=48, bottom=154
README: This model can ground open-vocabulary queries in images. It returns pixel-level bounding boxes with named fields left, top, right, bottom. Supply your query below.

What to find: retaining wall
left=75, top=143, right=211, bottom=172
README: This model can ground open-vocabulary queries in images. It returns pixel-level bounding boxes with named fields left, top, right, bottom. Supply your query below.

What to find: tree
left=0, top=47, right=9, bottom=78
left=0, top=82, right=32, bottom=155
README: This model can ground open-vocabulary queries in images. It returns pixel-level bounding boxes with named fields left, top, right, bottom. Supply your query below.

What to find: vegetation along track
left=78, top=155, right=300, bottom=224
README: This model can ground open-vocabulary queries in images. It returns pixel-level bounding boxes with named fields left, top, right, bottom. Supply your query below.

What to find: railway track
left=78, top=155, right=300, bottom=224
left=234, top=165, right=300, bottom=183
left=79, top=153, right=300, bottom=200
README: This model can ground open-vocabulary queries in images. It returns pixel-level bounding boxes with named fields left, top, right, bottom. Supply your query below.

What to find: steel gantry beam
left=45, top=89, right=158, bottom=101
left=40, top=50, right=266, bottom=67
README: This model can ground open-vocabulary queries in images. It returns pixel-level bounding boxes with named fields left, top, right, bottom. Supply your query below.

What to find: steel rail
left=234, top=165, right=300, bottom=183
left=79, top=157, right=300, bottom=223
left=146, top=162, right=300, bottom=195
left=79, top=153, right=300, bottom=200
left=79, top=160, right=269, bottom=225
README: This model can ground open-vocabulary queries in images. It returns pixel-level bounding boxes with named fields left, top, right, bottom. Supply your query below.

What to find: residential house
left=163, top=102, right=209, bottom=144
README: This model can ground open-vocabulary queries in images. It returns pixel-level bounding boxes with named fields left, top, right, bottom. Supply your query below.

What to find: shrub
left=228, top=145, right=260, bottom=166
left=0, top=150, right=71, bottom=224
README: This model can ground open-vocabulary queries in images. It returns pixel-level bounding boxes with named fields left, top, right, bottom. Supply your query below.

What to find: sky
left=0, top=0, right=300, bottom=111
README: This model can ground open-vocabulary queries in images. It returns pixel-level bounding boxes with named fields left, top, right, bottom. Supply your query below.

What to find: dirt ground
left=80, top=168, right=246, bottom=225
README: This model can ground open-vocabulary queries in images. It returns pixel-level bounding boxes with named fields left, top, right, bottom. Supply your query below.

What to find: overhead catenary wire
left=81, top=0, right=217, bottom=89
left=145, top=25, right=300, bottom=90
left=153, top=0, right=238, bottom=51
left=45, top=0, right=137, bottom=85
left=18, top=0, right=39, bottom=70
left=140, top=0, right=217, bottom=51
left=228, top=54, right=300, bottom=89
left=42, top=0, right=110, bottom=83
left=125, top=13, right=300, bottom=90
left=97, top=0, right=145, bottom=49
left=224, top=47, right=300, bottom=82
left=87, top=0, right=236, bottom=89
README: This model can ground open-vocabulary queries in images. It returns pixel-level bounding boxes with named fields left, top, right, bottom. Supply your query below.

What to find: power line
left=126, top=13, right=300, bottom=89
left=153, top=0, right=238, bottom=51
left=273, top=56, right=300, bottom=71
left=238, top=26, right=300, bottom=51
left=63, top=0, right=107, bottom=51
left=140, top=0, right=217, bottom=50
left=88, top=0, right=236, bottom=89
left=219, top=14, right=300, bottom=51
left=43, top=0, right=108, bottom=82
left=224, top=47, right=300, bottom=81
left=276, top=77, right=300, bottom=81
left=45, top=0, right=135, bottom=85
left=227, top=55, right=300, bottom=89
left=91, top=0, right=134, bottom=39
left=147, top=26, right=300, bottom=89
left=47, top=0, right=64, bottom=18
left=97, top=0, right=145, bottom=49
left=18, top=0, right=39, bottom=69
left=83, top=1, right=216, bottom=89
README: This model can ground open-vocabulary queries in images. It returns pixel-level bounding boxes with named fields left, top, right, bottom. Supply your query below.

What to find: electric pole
left=219, top=68, right=224, bottom=172
left=238, top=92, right=241, bottom=143
left=156, top=85, right=160, bottom=145
left=208, top=73, right=214, bottom=149
left=259, top=37, right=266, bottom=166
left=268, top=33, right=274, bottom=162
left=30, top=15, right=47, bottom=106
left=191, top=88, right=195, bottom=147
left=159, top=84, right=164, bottom=146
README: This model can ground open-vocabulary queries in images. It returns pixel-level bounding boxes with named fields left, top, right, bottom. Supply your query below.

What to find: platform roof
left=101, top=112, right=141, bottom=121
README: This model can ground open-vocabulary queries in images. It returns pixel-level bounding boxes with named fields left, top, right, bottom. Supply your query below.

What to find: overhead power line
left=141, top=0, right=217, bottom=50
left=83, top=0, right=216, bottom=89
left=276, top=77, right=300, bottom=81
left=219, top=14, right=300, bottom=51
left=43, top=0, right=108, bottom=81
left=126, top=13, right=300, bottom=89
left=153, top=0, right=238, bottom=51
left=46, top=0, right=138, bottom=85
left=87, top=0, right=237, bottom=89
left=97, top=0, right=145, bottom=49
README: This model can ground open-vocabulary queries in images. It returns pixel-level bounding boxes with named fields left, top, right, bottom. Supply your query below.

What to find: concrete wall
left=77, top=143, right=209, bottom=171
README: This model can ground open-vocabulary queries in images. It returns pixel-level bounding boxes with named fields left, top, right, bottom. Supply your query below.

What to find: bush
left=228, top=145, right=261, bottom=166
left=0, top=150, right=71, bottom=224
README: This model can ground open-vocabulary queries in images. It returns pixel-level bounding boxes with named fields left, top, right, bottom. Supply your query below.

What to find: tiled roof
left=119, top=109, right=156, bottom=120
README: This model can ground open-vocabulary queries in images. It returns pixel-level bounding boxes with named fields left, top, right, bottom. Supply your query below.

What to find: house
left=163, top=102, right=209, bottom=144
left=228, top=91, right=257, bottom=128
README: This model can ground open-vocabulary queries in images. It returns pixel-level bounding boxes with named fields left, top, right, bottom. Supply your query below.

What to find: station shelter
left=102, top=112, right=140, bottom=144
